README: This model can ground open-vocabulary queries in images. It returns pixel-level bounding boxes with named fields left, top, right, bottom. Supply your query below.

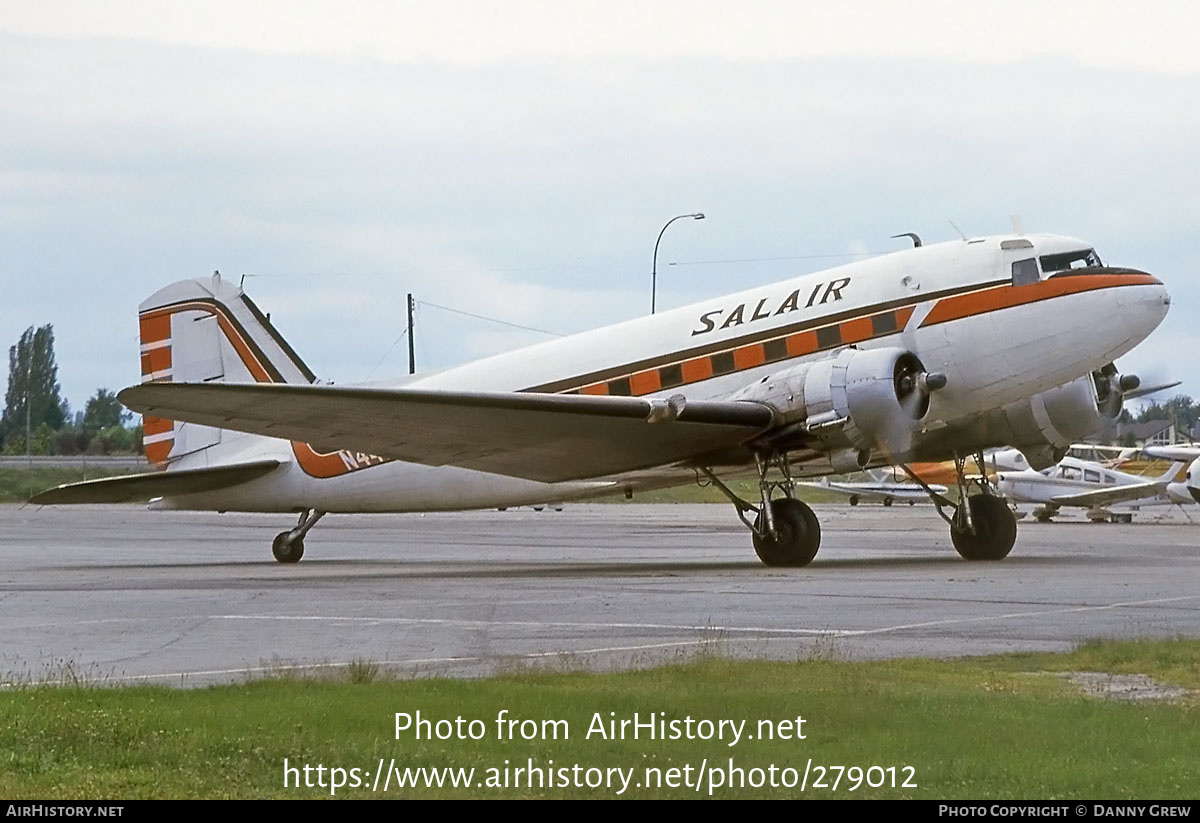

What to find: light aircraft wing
left=30, top=460, right=281, bottom=504
left=118, top=383, right=776, bottom=483
left=1049, top=482, right=1167, bottom=508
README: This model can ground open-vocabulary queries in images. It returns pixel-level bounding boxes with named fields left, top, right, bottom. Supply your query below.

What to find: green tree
left=1, top=325, right=65, bottom=448
left=83, top=388, right=129, bottom=431
left=1136, top=395, right=1197, bottom=432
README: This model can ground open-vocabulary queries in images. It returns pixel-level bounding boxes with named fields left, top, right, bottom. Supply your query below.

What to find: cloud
left=1, top=28, right=1196, bottom=410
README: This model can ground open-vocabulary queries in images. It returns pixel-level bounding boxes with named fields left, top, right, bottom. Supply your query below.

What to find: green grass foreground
left=1, top=639, right=1197, bottom=799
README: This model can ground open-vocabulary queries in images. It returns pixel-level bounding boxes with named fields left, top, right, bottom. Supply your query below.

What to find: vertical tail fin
left=138, top=272, right=316, bottom=466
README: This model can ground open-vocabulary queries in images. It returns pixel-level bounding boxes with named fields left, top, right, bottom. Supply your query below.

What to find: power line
left=417, top=300, right=565, bottom=337
left=366, top=327, right=408, bottom=380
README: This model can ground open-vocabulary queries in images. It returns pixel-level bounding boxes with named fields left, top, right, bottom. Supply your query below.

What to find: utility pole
left=25, top=359, right=31, bottom=466
left=406, top=293, right=416, bottom=375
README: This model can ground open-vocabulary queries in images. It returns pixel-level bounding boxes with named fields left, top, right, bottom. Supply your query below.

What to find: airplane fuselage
left=147, top=233, right=1170, bottom=513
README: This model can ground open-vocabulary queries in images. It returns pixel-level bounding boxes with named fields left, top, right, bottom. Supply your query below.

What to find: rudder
left=138, top=272, right=316, bottom=466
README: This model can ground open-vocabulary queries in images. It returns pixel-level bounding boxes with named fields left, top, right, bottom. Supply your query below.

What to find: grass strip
left=1, top=638, right=1197, bottom=798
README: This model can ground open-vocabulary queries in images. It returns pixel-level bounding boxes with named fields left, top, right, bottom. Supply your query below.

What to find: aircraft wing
left=1049, top=482, right=1167, bottom=508
left=118, top=383, right=776, bottom=483
left=30, top=460, right=282, bottom=504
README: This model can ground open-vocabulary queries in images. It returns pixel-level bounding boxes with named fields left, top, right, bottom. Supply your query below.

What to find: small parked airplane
left=1144, top=444, right=1200, bottom=506
left=33, top=232, right=1171, bottom=566
left=995, top=453, right=1193, bottom=523
left=802, top=469, right=948, bottom=506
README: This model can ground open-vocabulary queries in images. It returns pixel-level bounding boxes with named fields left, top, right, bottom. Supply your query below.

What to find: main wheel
left=883, top=497, right=894, bottom=507
left=951, top=495, right=1017, bottom=561
left=753, top=498, right=821, bottom=567
left=849, top=495, right=860, bottom=506
left=272, top=532, right=305, bottom=564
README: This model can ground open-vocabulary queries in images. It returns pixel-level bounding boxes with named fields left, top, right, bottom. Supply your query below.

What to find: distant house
left=1087, top=419, right=1176, bottom=447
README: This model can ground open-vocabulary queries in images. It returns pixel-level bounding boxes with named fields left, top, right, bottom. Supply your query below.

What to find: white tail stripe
left=142, top=430, right=175, bottom=445
left=141, top=368, right=173, bottom=382
left=139, top=339, right=171, bottom=353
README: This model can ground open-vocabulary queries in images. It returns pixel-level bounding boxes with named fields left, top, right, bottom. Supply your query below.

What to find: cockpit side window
left=1040, top=248, right=1103, bottom=273
left=1011, top=257, right=1040, bottom=285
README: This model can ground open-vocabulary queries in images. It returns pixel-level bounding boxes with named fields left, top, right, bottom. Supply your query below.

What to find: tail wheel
left=272, top=533, right=305, bottom=564
left=951, top=496, right=1017, bottom=561
left=753, top=498, right=821, bottom=567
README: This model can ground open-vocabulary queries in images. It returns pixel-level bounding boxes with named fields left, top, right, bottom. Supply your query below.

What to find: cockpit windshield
left=1040, top=248, right=1103, bottom=273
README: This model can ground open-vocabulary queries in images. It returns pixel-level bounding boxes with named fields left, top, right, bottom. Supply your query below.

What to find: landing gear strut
left=701, top=454, right=821, bottom=567
left=272, top=508, right=325, bottom=564
left=903, top=452, right=1016, bottom=561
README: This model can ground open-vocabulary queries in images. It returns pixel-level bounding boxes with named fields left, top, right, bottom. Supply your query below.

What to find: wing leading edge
left=118, top=383, right=777, bottom=483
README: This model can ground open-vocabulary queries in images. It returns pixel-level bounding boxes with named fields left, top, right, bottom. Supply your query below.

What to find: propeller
left=1093, top=362, right=1179, bottom=420
left=893, top=352, right=946, bottom=421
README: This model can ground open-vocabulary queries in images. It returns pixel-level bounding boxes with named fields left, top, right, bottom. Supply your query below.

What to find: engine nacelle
left=731, top=346, right=939, bottom=458
left=993, top=367, right=1128, bottom=470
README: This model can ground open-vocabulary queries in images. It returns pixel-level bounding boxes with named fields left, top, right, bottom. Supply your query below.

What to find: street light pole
left=652, top=212, right=705, bottom=314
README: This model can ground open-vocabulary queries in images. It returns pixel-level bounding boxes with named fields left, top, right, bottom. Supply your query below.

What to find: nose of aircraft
left=1109, top=273, right=1171, bottom=357
left=1123, top=275, right=1171, bottom=329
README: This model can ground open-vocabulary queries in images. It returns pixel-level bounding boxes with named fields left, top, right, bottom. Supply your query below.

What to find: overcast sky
left=2, top=1, right=1197, bottom=417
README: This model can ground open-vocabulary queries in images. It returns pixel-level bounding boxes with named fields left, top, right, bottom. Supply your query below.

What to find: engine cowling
left=731, top=346, right=943, bottom=459
left=992, top=364, right=1136, bottom=470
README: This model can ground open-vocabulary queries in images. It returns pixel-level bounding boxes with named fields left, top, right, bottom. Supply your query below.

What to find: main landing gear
left=271, top=508, right=325, bottom=563
left=902, top=452, right=1017, bottom=561
left=702, top=454, right=821, bottom=567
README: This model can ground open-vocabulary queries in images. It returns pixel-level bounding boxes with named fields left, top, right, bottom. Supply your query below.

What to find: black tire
left=951, top=495, right=1017, bottom=561
left=883, top=497, right=893, bottom=507
left=849, top=495, right=859, bottom=506
left=753, top=498, right=821, bottom=567
left=272, top=532, right=304, bottom=564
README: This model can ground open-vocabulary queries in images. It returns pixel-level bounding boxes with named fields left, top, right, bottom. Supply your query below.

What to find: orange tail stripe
left=144, top=440, right=173, bottom=465
left=140, top=346, right=172, bottom=375
left=139, top=314, right=171, bottom=344
left=142, top=416, right=173, bottom=436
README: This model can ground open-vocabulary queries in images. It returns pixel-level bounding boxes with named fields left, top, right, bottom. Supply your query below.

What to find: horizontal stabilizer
left=31, top=460, right=282, bottom=504
left=118, top=383, right=776, bottom=483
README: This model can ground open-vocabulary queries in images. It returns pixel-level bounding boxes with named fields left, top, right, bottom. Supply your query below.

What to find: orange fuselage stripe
left=920, top=273, right=1160, bottom=327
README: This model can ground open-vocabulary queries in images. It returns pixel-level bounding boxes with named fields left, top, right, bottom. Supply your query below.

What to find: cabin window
left=1011, top=258, right=1040, bottom=286
left=1059, top=466, right=1082, bottom=481
left=1084, top=469, right=1101, bottom=483
left=1040, top=248, right=1103, bottom=273
left=1103, top=474, right=1117, bottom=484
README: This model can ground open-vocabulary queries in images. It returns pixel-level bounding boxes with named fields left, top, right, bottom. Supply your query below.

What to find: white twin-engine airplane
left=34, top=233, right=1171, bottom=567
